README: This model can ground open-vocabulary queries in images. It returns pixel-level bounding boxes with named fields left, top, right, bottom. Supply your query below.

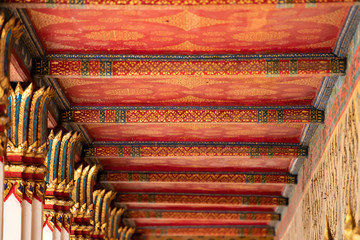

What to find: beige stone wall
left=278, top=23, right=360, bottom=240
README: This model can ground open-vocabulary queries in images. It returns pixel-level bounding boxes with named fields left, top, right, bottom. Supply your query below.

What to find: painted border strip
left=118, top=193, right=288, bottom=206
left=1, top=0, right=358, bottom=7
left=125, top=210, right=281, bottom=221
left=44, top=53, right=339, bottom=61
left=36, top=58, right=346, bottom=77
left=99, top=172, right=297, bottom=184
left=62, top=108, right=324, bottom=124
left=84, top=145, right=308, bottom=158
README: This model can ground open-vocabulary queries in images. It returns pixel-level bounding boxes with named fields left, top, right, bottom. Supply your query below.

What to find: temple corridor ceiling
left=3, top=1, right=360, bottom=239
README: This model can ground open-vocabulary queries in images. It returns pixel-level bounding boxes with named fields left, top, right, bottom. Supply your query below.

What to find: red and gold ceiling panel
left=118, top=193, right=286, bottom=206
left=137, top=227, right=274, bottom=237
left=111, top=182, right=284, bottom=195
left=124, top=203, right=277, bottom=212
left=56, top=75, right=324, bottom=107
left=84, top=123, right=305, bottom=143
left=126, top=210, right=280, bottom=221
left=99, top=157, right=294, bottom=173
left=26, top=6, right=349, bottom=54
left=130, top=218, right=271, bottom=227
left=101, top=172, right=296, bottom=184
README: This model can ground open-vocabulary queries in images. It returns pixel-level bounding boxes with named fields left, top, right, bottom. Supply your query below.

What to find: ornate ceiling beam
left=36, top=55, right=345, bottom=78
left=62, top=108, right=324, bottom=124
left=118, top=193, right=287, bottom=206
left=99, top=171, right=297, bottom=184
left=1, top=0, right=357, bottom=8
left=84, top=144, right=307, bottom=158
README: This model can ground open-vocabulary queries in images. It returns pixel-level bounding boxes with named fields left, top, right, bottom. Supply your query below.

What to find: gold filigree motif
left=35, top=182, right=45, bottom=200
left=43, top=210, right=55, bottom=229
left=94, top=189, right=106, bottom=223
left=80, top=165, right=90, bottom=204
left=24, top=181, right=35, bottom=200
left=84, top=31, right=143, bottom=41
left=3, top=180, right=12, bottom=198
left=232, top=31, right=290, bottom=42
left=15, top=180, right=24, bottom=200
left=70, top=202, right=80, bottom=217
left=86, top=165, right=99, bottom=205
left=138, top=11, right=231, bottom=31
left=63, top=213, right=72, bottom=230
left=27, top=10, right=87, bottom=30
left=55, top=211, right=63, bottom=229
left=85, top=203, right=94, bottom=219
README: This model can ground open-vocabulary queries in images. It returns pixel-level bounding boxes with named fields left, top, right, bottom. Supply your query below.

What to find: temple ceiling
left=3, top=1, right=360, bottom=239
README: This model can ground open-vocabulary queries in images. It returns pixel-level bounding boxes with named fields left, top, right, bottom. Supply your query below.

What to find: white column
left=22, top=180, right=34, bottom=240
left=61, top=227, right=70, bottom=240
left=32, top=182, right=45, bottom=240
left=3, top=180, right=23, bottom=240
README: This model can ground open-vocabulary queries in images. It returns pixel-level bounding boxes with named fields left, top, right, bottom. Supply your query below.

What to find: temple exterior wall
left=277, top=23, right=360, bottom=240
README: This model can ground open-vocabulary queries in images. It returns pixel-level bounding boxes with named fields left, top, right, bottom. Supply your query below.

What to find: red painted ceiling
left=20, top=2, right=350, bottom=239
left=110, top=182, right=284, bottom=195
left=99, top=156, right=294, bottom=172
left=26, top=6, right=349, bottom=54
left=84, top=123, right=305, bottom=143
left=57, top=76, right=323, bottom=107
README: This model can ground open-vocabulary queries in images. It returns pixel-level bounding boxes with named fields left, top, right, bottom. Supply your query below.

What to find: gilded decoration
left=43, top=210, right=55, bottom=229
left=24, top=180, right=35, bottom=202
left=344, top=202, right=360, bottom=240
left=4, top=179, right=24, bottom=201
left=44, top=129, right=82, bottom=235
left=38, top=58, right=346, bottom=77
left=86, top=144, right=307, bottom=158
left=64, top=108, right=324, bottom=124
left=0, top=13, right=23, bottom=159
left=6, top=83, right=54, bottom=159
left=71, top=164, right=100, bottom=239
left=2, top=0, right=359, bottom=6
left=90, top=189, right=125, bottom=238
